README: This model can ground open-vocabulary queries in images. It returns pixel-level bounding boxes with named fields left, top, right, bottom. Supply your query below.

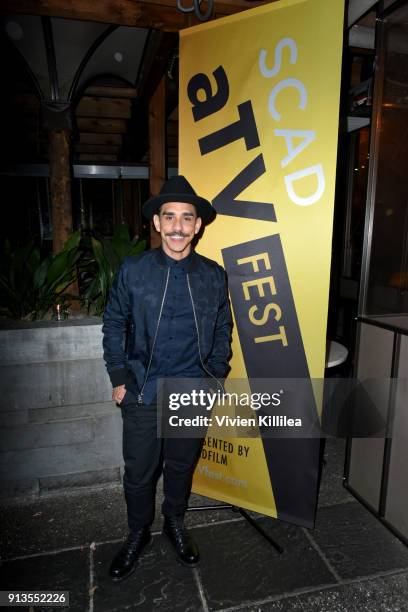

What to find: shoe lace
left=121, top=529, right=147, bottom=554
left=167, top=517, right=189, bottom=545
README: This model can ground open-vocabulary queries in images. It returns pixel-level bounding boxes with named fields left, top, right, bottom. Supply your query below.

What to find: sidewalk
left=1, top=439, right=408, bottom=611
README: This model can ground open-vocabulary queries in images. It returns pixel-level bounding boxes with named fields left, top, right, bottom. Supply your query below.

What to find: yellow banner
left=180, top=0, right=344, bottom=527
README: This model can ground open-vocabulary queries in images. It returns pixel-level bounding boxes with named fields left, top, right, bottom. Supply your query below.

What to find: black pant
left=121, top=394, right=203, bottom=532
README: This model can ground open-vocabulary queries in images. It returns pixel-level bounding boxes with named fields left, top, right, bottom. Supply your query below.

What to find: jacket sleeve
left=206, top=269, right=233, bottom=379
left=102, top=260, right=134, bottom=388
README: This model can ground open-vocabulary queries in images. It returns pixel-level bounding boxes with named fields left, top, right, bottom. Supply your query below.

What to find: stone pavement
left=1, top=439, right=408, bottom=612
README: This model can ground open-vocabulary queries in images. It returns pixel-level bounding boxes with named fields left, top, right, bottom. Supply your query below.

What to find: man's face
left=153, top=202, right=202, bottom=259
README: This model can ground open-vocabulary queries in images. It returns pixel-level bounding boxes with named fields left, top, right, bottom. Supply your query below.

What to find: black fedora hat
left=142, top=175, right=215, bottom=223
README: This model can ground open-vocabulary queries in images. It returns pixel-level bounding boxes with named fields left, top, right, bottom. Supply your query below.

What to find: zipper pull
left=137, top=393, right=144, bottom=405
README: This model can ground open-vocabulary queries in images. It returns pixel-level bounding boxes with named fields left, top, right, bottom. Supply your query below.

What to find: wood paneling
left=74, top=143, right=120, bottom=155
left=79, top=133, right=123, bottom=146
left=76, top=97, right=132, bottom=119
left=76, top=118, right=127, bottom=134
left=85, top=86, right=137, bottom=99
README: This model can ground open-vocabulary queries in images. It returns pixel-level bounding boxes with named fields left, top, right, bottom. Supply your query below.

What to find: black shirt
left=142, top=249, right=204, bottom=404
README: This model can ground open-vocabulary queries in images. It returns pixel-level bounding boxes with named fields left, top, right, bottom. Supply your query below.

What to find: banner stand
left=180, top=0, right=344, bottom=529
left=187, top=504, right=284, bottom=554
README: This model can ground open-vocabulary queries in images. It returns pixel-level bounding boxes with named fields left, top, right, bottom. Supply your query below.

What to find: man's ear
left=153, top=213, right=161, bottom=232
left=194, top=217, right=202, bottom=234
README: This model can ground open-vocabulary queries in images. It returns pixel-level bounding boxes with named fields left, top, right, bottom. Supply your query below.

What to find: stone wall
left=0, top=318, right=122, bottom=500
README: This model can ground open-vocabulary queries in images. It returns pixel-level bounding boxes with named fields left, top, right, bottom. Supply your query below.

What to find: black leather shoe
left=163, top=516, right=200, bottom=567
left=109, top=528, right=151, bottom=582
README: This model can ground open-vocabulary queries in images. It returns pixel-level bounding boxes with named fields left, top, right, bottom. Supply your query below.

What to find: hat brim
left=142, top=192, right=216, bottom=223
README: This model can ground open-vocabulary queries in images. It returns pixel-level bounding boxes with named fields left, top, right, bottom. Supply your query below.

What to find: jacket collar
left=153, top=247, right=201, bottom=273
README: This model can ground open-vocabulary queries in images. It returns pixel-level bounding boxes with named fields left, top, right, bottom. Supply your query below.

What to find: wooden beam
left=48, top=129, right=73, bottom=254
left=148, top=75, right=166, bottom=249
left=85, top=86, right=137, bottom=99
left=1, top=0, right=270, bottom=30
left=145, top=0, right=267, bottom=16
left=168, top=107, right=178, bottom=122
left=167, top=120, right=178, bottom=135
left=76, top=118, right=127, bottom=134
left=78, top=153, right=118, bottom=161
left=79, top=132, right=123, bottom=146
left=74, top=143, right=121, bottom=155
left=76, top=96, right=132, bottom=119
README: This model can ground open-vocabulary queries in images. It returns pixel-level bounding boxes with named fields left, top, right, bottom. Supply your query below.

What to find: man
left=102, top=175, right=232, bottom=581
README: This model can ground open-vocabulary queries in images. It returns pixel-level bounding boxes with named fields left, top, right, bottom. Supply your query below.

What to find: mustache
left=165, top=232, right=190, bottom=238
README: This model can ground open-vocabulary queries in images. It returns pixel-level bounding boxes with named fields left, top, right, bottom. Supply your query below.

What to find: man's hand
left=112, top=384, right=126, bottom=405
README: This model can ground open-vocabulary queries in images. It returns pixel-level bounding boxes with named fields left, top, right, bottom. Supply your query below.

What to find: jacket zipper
left=187, top=273, right=225, bottom=394
left=137, top=267, right=170, bottom=404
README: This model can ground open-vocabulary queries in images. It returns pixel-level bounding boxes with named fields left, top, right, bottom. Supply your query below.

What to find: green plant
left=0, top=231, right=82, bottom=320
left=81, top=225, right=146, bottom=316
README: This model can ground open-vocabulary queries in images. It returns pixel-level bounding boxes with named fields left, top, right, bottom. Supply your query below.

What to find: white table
left=326, top=340, right=348, bottom=368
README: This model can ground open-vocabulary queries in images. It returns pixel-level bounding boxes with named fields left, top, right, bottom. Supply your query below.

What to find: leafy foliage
left=0, top=231, right=81, bottom=320
left=81, top=225, right=146, bottom=316
left=0, top=225, right=146, bottom=320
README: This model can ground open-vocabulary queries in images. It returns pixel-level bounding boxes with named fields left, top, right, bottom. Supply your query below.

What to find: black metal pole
left=187, top=504, right=284, bottom=554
